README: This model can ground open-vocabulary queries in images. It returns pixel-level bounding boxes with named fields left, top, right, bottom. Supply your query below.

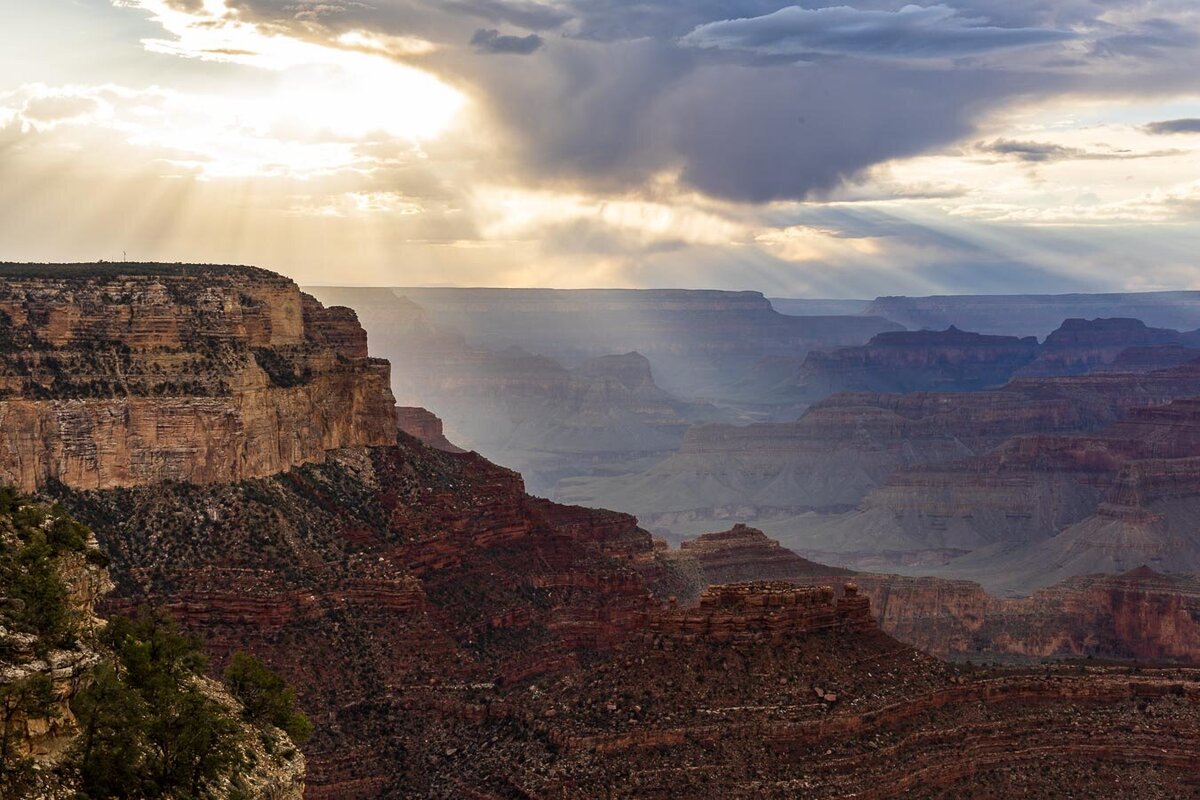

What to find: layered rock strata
left=0, top=265, right=397, bottom=492
left=562, top=360, right=1200, bottom=551
left=674, top=526, right=1200, bottom=665
left=395, top=406, right=464, bottom=453
left=793, top=326, right=1039, bottom=396
left=404, top=582, right=1200, bottom=798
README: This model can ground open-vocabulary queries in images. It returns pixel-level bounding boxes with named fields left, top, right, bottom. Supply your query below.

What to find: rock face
left=564, top=361, right=1200, bottom=553
left=867, top=290, right=1200, bottom=337
left=793, top=326, right=1039, bottom=396
left=53, top=439, right=680, bottom=799
left=0, top=265, right=397, bottom=493
left=394, top=406, right=464, bottom=453
left=675, top=528, right=1200, bottom=665
left=1017, top=317, right=1200, bottom=376
left=749, top=390, right=1200, bottom=594
left=427, top=605, right=1200, bottom=798
left=642, top=580, right=874, bottom=643
left=1093, top=344, right=1200, bottom=373
left=670, top=524, right=850, bottom=586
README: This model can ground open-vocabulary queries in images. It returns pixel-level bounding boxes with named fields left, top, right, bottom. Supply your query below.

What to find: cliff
left=563, top=360, right=1200, bottom=548
left=0, top=265, right=397, bottom=492
left=52, top=438, right=681, bottom=798
left=793, top=326, right=1039, bottom=395
left=394, top=406, right=464, bottom=453
left=674, top=528, right=1200, bottom=665
left=1017, top=317, right=1200, bottom=376
left=12, top=264, right=1200, bottom=798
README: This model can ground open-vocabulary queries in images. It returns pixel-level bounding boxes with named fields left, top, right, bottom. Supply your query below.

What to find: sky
left=1, top=0, right=1199, bottom=296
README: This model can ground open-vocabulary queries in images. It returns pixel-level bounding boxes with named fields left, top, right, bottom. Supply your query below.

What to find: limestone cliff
left=0, top=264, right=397, bottom=492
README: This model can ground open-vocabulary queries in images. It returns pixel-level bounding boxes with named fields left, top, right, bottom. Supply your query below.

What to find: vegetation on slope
left=0, top=488, right=307, bottom=799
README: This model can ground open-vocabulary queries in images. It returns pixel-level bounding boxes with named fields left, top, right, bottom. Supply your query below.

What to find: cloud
left=470, top=28, right=544, bottom=54
left=1145, top=118, right=1200, bottom=135
left=680, top=4, right=1075, bottom=59
left=19, top=93, right=102, bottom=124
left=446, top=0, right=570, bottom=31
left=978, top=139, right=1182, bottom=163
left=9, top=0, right=1200, bottom=295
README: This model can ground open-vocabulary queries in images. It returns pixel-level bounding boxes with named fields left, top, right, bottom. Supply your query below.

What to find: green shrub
left=224, top=652, right=313, bottom=743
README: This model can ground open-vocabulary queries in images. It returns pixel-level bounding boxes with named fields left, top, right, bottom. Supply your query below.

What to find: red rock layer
left=54, top=438, right=679, bottom=799
left=673, top=524, right=850, bottom=585
left=675, top=527, right=1200, bottom=665
left=395, top=406, right=465, bottom=453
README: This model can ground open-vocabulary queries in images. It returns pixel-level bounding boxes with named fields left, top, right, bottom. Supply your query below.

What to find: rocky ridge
left=865, top=290, right=1200, bottom=337
left=673, top=525, right=1200, bottom=665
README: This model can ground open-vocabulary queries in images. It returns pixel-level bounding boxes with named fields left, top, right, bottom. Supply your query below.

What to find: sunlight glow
left=108, top=0, right=465, bottom=176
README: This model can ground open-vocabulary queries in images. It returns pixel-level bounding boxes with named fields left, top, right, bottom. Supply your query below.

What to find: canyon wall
left=0, top=265, right=397, bottom=492
left=674, top=526, right=1200, bottom=665
left=866, top=290, right=1200, bottom=337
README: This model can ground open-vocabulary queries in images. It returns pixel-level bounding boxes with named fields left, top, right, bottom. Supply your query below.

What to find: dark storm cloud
left=1089, top=17, right=1200, bottom=59
left=681, top=4, right=1075, bottom=59
left=1145, top=119, right=1200, bottom=135
left=214, top=0, right=1200, bottom=203
left=470, top=28, right=544, bottom=54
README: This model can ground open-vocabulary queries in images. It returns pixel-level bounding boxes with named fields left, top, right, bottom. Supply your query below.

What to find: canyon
left=5, top=264, right=1200, bottom=798
left=672, top=525, right=1200, bottom=665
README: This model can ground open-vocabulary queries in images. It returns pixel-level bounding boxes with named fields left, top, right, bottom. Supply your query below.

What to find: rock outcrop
left=1017, top=317, right=1200, bottom=376
left=675, top=528, right=1200, bottom=666
left=0, top=264, right=397, bottom=493
left=793, top=326, right=1039, bottom=395
left=669, top=524, right=850, bottom=586
left=394, top=407, right=464, bottom=453
left=0, top=493, right=305, bottom=799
